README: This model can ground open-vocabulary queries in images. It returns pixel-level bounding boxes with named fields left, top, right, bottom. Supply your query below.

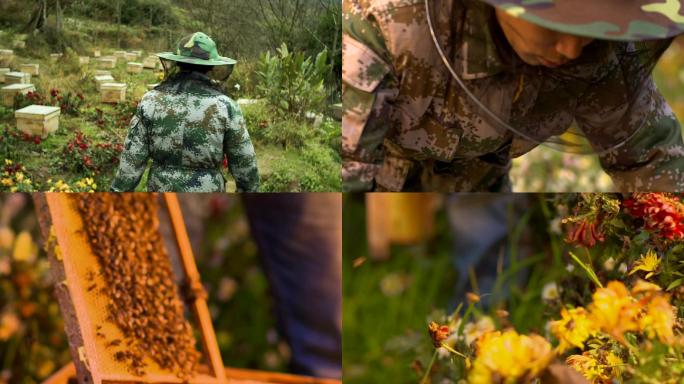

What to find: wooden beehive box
left=15, top=105, right=60, bottom=137
left=124, top=52, right=137, bottom=61
left=94, top=70, right=112, bottom=76
left=50, top=53, right=63, bottom=61
left=79, top=56, right=90, bottom=65
left=0, top=50, right=14, bottom=66
left=1, top=83, right=35, bottom=107
left=0, top=68, right=9, bottom=83
left=100, top=82, right=127, bottom=103
left=20, top=63, right=39, bottom=76
left=126, top=62, right=143, bottom=74
left=36, top=194, right=341, bottom=384
left=13, top=40, right=25, bottom=49
left=4, top=71, right=30, bottom=85
left=97, top=57, right=117, bottom=69
left=93, top=49, right=101, bottom=57
left=132, top=50, right=143, bottom=57
left=94, top=75, right=114, bottom=91
left=143, top=56, right=159, bottom=69
left=114, top=50, right=127, bottom=59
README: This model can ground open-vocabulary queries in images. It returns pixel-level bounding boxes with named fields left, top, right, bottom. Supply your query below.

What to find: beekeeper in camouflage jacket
left=111, top=32, right=259, bottom=192
left=343, top=0, right=684, bottom=192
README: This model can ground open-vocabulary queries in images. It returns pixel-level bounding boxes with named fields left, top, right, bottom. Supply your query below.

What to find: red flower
left=222, top=155, right=228, bottom=168
left=565, top=217, right=606, bottom=248
left=33, top=136, right=41, bottom=145
left=623, top=193, right=684, bottom=240
left=50, top=89, right=59, bottom=97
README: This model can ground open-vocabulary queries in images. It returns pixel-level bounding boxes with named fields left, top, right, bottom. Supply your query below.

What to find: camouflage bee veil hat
left=157, top=32, right=237, bottom=66
left=480, top=0, right=684, bottom=41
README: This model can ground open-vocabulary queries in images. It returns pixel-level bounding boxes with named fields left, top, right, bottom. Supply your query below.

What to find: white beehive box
left=97, top=57, right=116, bottom=69
left=50, top=53, right=63, bottom=61
left=114, top=51, right=127, bottom=59
left=0, top=68, right=10, bottom=83
left=79, top=56, right=90, bottom=65
left=100, top=83, right=127, bottom=103
left=126, top=62, right=143, bottom=74
left=13, top=40, right=25, bottom=49
left=0, top=49, right=14, bottom=65
left=146, top=83, right=158, bottom=90
left=15, top=105, right=61, bottom=137
left=143, top=56, right=159, bottom=69
left=20, top=64, right=39, bottom=76
left=4, top=72, right=31, bottom=85
left=93, top=49, right=101, bottom=57
left=94, top=70, right=112, bottom=76
left=94, top=75, right=115, bottom=90
left=1, top=83, right=35, bottom=107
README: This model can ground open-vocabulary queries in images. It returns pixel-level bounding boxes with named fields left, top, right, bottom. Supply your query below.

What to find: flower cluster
left=14, top=89, right=85, bottom=116
left=61, top=131, right=122, bottom=176
left=46, top=177, right=97, bottom=192
left=0, top=160, right=34, bottom=192
left=552, top=280, right=677, bottom=350
left=623, top=193, right=684, bottom=240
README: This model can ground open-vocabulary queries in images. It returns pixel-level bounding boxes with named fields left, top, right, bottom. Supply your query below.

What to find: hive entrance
left=35, top=193, right=225, bottom=384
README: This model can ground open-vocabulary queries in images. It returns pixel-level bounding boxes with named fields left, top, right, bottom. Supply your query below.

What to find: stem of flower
left=440, top=342, right=468, bottom=360
left=420, top=349, right=438, bottom=384
left=569, top=251, right=603, bottom=288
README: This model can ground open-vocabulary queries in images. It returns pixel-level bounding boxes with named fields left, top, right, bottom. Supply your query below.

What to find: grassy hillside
left=0, top=1, right=341, bottom=192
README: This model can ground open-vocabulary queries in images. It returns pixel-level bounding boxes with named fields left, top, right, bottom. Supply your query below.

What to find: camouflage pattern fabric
left=342, top=0, right=684, bottom=192
left=483, top=0, right=684, bottom=41
left=111, top=72, right=259, bottom=192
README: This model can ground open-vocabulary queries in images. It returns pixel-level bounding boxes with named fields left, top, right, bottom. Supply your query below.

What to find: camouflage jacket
left=343, top=0, right=684, bottom=192
left=111, top=72, right=259, bottom=192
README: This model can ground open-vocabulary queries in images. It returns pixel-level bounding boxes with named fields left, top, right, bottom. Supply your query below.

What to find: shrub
left=256, top=44, right=331, bottom=119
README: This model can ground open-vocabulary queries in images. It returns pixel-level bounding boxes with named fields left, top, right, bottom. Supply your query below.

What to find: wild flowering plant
left=421, top=193, right=684, bottom=384
left=0, top=160, right=34, bottom=192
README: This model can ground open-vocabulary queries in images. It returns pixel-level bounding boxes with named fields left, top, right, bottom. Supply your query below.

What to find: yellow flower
left=1, top=178, right=12, bottom=186
left=567, top=353, right=603, bottom=382
left=639, top=294, right=676, bottom=345
left=4, top=159, right=12, bottom=165
left=551, top=307, right=597, bottom=352
left=468, top=330, right=554, bottom=384
left=628, top=249, right=661, bottom=279
left=12, top=231, right=36, bottom=263
left=631, top=279, right=662, bottom=295
left=605, top=351, right=624, bottom=380
left=589, top=281, right=639, bottom=344
left=463, top=316, right=496, bottom=345
left=14, top=172, right=23, bottom=182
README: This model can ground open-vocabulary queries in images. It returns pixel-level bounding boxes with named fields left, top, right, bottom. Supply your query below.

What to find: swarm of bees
left=75, top=194, right=200, bottom=379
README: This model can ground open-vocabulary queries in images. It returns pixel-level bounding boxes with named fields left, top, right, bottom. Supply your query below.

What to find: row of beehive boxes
left=1, top=47, right=159, bottom=71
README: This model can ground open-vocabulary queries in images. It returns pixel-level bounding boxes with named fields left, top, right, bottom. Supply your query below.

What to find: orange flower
left=428, top=321, right=450, bottom=348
